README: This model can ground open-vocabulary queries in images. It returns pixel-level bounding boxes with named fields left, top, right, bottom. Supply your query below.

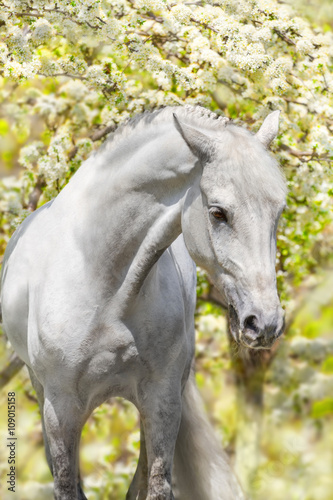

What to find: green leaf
left=0, top=119, right=9, bottom=135
left=311, top=398, right=333, bottom=419
left=321, top=356, right=333, bottom=374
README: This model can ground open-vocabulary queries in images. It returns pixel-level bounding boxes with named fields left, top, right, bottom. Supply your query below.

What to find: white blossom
left=0, top=43, right=8, bottom=64
left=171, top=5, right=192, bottom=24
left=19, top=142, right=44, bottom=169
left=31, top=19, right=54, bottom=46
left=136, top=0, right=167, bottom=11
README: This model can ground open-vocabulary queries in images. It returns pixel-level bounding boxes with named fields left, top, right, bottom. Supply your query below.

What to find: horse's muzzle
left=228, top=304, right=285, bottom=350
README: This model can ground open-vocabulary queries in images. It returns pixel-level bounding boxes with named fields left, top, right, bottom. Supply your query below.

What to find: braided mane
left=102, top=105, right=230, bottom=151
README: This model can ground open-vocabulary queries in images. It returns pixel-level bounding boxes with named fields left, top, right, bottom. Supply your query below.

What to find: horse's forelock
left=208, top=125, right=287, bottom=204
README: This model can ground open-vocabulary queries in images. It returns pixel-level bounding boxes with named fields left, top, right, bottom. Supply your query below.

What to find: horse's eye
left=210, top=207, right=228, bottom=223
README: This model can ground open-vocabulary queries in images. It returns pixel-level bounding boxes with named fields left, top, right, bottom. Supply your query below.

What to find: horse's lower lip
left=240, top=339, right=272, bottom=350
left=240, top=332, right=277, bottom=350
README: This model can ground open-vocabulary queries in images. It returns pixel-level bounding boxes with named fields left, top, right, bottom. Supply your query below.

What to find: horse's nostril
left=244, top=315, right=259, bottom=334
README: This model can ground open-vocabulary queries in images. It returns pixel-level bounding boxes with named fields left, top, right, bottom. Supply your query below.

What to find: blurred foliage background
left=0, top=0, right=333, bottom=499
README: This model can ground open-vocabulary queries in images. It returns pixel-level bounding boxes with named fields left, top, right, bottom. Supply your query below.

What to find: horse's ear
left=256, top=110, right=280, bottom=148
left=173, top=114, right=215, bottom=163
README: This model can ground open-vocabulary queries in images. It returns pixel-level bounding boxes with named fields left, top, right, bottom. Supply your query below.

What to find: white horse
left=0, top=105, right=286, bottom=500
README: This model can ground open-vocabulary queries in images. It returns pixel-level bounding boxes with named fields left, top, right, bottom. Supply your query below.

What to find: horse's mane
left=96, top=105, right=286, bottom=200
left=101, top=105, right=230, bottom=152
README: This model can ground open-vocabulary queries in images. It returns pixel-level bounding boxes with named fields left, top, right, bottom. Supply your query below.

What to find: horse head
left=175, top=111, right=286, bottom=350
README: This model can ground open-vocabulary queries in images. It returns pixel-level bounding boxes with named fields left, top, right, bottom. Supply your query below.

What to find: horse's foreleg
left=29, top=370, right=87, bottom=499
left=126, top=420, right=148, bottom=500
left=28, top=368, right=54, bottom=474
left=42, top=391, right=85, bottom=500
left=140, top=384, right=182, bottom=500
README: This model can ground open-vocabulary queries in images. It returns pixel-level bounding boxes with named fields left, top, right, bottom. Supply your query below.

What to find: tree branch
left=190, top=17, right=219, bottom=34
left=68, top=123, right=117, bottom=160
left=280, top=144, right=332, bottom=162
left=37, top=72, right=87, bottom=81
left=0, top=353, right=25, bottom=390
left=27, top=175, right=46, bottom=212
left=90, top=123, right=117, bottom=142
left=273, top=28, right=296, bottom=47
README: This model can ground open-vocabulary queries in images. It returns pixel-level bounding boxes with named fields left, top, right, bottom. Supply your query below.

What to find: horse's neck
left=58, top=122, right=199, bottom=310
